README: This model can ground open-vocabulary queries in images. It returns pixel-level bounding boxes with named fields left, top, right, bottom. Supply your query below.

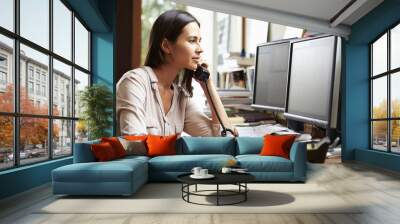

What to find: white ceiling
left=225, top=0, right=352, bottom=22
left=172, top=0, right=384, bottom=37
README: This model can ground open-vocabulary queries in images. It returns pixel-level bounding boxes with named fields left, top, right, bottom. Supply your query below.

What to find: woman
left=116, top=9, right=237, bottom=137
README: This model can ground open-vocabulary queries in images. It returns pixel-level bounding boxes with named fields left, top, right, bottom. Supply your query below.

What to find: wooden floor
left=1, top=160, right=400, bottom=224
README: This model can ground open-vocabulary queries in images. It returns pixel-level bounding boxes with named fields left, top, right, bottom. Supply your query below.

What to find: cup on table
left=199, top=168, right=208, bottom=176
left=221, top=167, right=232, bottom=174
left=191, top=167, right=202, bottom=176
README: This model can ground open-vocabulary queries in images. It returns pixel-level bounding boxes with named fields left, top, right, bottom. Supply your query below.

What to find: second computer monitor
left=284, top=35, right=342, bottom=129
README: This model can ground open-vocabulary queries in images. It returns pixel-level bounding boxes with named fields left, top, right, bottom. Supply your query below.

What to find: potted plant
left=79, top=84, right=113, bottom=140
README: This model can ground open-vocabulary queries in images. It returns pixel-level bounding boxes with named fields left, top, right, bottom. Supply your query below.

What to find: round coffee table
left=177, top=172, right=255, bottom=206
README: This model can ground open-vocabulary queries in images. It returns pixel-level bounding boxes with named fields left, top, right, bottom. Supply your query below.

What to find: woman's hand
left=193, top=62, right=211, bottom=85
left=233, top=127, right=239, bottom=137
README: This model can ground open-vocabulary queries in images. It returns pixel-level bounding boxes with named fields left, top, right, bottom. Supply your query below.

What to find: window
left=36, top=83, right=40, bottom=95
left=74, top=17, right=89, bottom=70
left=20, top=0, right=49, bottom=49
left=54, top=88, right=58, bottom=104
left=74, top=69, right=89, bottom=119
left=42, top=85, right=46, bottom=97
left=28, top=67, right=34, bottom=80
left=0, top=71, right=6, bottom=85
left=371, top=23, right=400, bottom=154
left=53, top=59, right=72, bottom=117
left=28, top=81, right=34, bottom=94
left=0, top=0, right=91, bottom=170
left=0, top=0, right=14, bottom=32
left=0, top=34, right=14, bottom=113
left=0, top=54, right=7, bottom=86
left=35, top=70, right=41, bottom=81
left=53, top=0, right=72, bottom=60
left=0, top=54, right=7, bottom=67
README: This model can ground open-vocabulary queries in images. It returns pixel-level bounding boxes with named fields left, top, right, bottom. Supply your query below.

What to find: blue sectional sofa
left=52, top=137, right=307, bottom=196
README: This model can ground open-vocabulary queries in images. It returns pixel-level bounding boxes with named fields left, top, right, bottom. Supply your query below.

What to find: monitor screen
left=285, top=35, right=338, bottom=127
left=252, top=40, right=290, bottom=111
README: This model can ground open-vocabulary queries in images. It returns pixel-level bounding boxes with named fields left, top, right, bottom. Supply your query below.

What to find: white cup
left=200, top=169, right=208, bottom=176
left=191, top=167, right=202, bottom=176
left=221, top=167, right=232, bottom=174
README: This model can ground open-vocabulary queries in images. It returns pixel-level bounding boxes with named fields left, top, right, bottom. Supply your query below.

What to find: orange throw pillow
left=146, top=134, right=178, bottom=157
left=260, top=134, right=297, bottom=159
left=91, top=142, right=118, bottom=161
left=101, top=137, right=127, bottom=158
left=123, top=135, right=148, bottom=141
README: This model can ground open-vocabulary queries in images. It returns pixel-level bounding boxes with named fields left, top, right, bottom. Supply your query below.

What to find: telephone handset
left=193, top=65, right=210, bottom=82
left=193, top=64, right=235, bottom=137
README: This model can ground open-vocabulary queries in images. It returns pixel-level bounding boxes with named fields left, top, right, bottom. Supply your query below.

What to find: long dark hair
left=144, top=10, right=200, bottom=97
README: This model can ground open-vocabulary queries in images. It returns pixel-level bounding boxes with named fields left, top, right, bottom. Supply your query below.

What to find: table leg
left=217, top=184, right=219, bottom=206
left=188, top=184, right=190, bottom=202
left=245, top=183, right=247, bottom=201
left=181, top=184, right=183, bottom=199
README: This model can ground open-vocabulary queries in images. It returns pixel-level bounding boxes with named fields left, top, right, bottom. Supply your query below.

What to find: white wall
left=245, top=18, right=268, bottom=56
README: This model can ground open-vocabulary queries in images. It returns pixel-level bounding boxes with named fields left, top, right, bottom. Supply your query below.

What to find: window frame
left=0, top=0, right=92, bottom=171
left=370, top=21, right=400, bottom=154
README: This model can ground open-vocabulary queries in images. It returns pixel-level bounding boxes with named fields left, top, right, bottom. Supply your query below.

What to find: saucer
left=190, top=174, right=215, bottom=179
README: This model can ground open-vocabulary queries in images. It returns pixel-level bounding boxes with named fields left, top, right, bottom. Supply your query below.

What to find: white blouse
left=116, top=66, right=221, bottom=136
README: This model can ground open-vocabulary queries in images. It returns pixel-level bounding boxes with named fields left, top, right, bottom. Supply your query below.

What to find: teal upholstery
left=73, top=139, right=100, bottom=163
left=148, top=154, right=235, bottom=181
left=235, top=137, right=263, bottom=155
left=234, top=138, right=307, bottom=181
left=289, top=142, right=307, bottom=181
left=236, top=155, right=293, bottom=172
left=52, top=136, right=307, bottom=195
left=52, top=157, right=148, bottom=195
left=177, top=137, right=236, bottom=155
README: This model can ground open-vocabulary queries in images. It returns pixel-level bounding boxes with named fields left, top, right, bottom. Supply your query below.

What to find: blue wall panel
left=0, top=158, right=72, bottom=199
left=344, top=0, right=400, bottom=171
left=91, top=0, right=116, bottom=136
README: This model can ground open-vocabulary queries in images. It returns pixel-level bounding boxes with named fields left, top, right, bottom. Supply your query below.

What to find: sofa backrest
left=73, top=139, right=100, bottom=163
left=74, top=136, right=268, bottom=161
left=176, top=137, right=236, bottom=155
left=235, top=137, right=263, bottom=155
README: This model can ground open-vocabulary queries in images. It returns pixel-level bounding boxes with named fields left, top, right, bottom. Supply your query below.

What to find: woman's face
left=168, top=22, right=203, bottom=71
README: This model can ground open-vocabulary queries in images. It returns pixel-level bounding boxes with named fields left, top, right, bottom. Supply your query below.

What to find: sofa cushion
left=123, top=135, right=148, bottom=141
left=101, top=137, right=127, bottom=158
left=148, top=154, right=235, bottom=172
left=235, top=137, right=263, bottom=155
left=236, top=155, right=293, bottom=172
left=91, top=142, right=118, bottom=161
left=177, top=137, right=236, bottom=155
left=118, top=138, right=147, bottom=156
left=260, top=134, right=297, bottom=159
left=52, top=158, right=147, bottom=183
left=146, top=134, right=178, bottom=157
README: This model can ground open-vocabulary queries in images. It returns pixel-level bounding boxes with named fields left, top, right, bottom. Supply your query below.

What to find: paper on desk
left=235, top=124, right=291, bottom=137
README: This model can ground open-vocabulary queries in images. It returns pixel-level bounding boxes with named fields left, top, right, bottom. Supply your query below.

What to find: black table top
left=177, top=172, right=255, bottom=185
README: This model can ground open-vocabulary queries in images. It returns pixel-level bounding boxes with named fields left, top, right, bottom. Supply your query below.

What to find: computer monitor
left=252, top=39, right=291, bottom=112
left=284, top=35, right=342, bottom=129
